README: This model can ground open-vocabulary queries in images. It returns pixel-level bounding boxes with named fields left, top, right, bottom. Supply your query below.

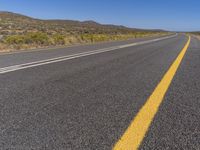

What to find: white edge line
left=0, top=34, right=177, bottom=74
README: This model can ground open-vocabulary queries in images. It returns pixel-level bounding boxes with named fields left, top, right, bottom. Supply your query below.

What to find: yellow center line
left=113, top=36, right=191, bottom=150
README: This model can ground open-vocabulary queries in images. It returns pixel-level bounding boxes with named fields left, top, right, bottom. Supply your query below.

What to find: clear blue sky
left=0, top=0, right=200, bottom=31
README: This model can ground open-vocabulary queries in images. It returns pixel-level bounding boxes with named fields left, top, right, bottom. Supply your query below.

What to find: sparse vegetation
left=0, top=11, right=170, bottom=52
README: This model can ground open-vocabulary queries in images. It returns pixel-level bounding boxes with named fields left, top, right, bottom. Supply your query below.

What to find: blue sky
left=0, top=0, right=200, bottom=31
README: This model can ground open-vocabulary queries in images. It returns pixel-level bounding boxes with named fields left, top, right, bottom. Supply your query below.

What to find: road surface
left=0, top=34, right=199, bottom=149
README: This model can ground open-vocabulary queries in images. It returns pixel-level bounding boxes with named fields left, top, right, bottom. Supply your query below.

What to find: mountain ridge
left=0, top=11, right=166, bottom=32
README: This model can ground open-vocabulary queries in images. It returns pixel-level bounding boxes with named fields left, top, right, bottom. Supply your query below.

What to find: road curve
left=0, top=34, right=199, bottom=149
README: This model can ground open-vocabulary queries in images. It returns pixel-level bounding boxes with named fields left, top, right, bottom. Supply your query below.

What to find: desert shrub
left=65, top=35, right=80, bottom=44
left=4, top=32, right=50, bottom=45
left=52, top=34, right=65, bottom=45
left=4, top=35, right=25, bottom=44
left=81, top=34, right=94, bottom=42
left=81, top=34, right=112, bottom=42
left=25, top=32, right=49, bottom=45
left=1, top=29, right=168, bottom=51
left=92, top=34, right=110, bottom=42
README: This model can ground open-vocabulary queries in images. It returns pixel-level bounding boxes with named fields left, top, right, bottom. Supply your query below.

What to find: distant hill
left=0, top=11, right=168, bottom=52
left=0, top=11, right=165, bottom=35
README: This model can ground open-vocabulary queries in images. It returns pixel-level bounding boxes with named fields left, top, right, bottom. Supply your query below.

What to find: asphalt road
left=0, top=34, right=199, bottom=149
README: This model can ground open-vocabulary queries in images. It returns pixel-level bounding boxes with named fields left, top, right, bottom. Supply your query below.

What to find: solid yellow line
left=113, top=36, right=191, bottom=150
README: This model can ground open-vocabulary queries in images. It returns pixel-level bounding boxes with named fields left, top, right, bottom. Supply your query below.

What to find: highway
left=0, top=34, right=199, bottom=149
